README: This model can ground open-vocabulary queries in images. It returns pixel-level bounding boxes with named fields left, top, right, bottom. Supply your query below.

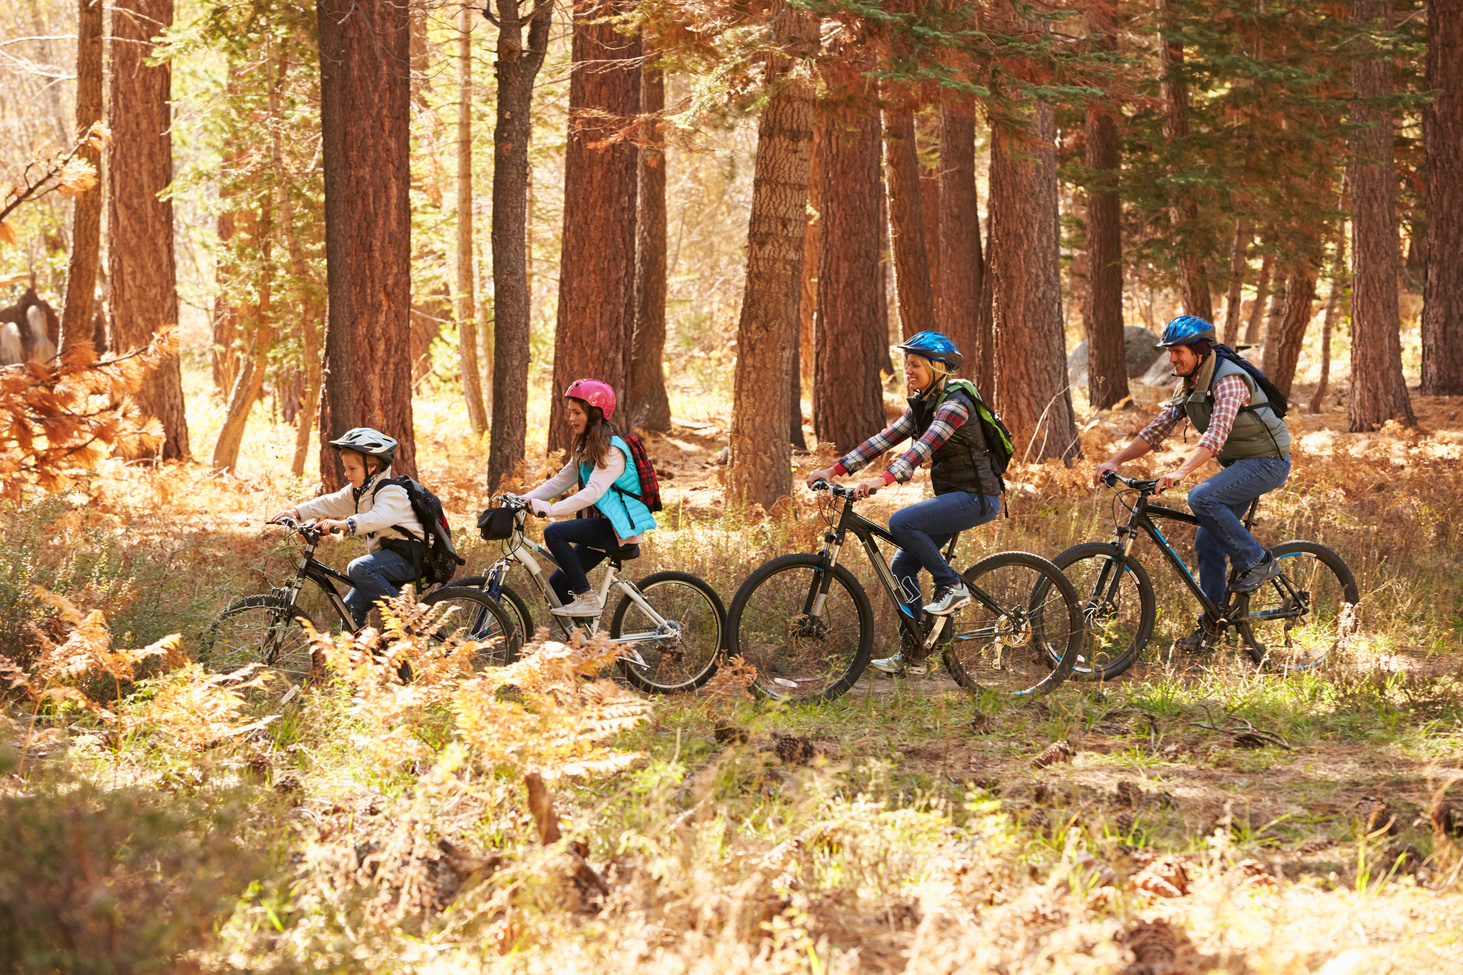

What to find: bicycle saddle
left=588, top=542, right=641, bottom=562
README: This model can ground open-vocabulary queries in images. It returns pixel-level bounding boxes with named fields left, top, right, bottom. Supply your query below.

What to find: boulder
left=1068, top=326, right=1165, bottom=387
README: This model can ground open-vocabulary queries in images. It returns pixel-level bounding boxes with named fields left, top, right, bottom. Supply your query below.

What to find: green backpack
left=942, top=379, right=1016, bottom=480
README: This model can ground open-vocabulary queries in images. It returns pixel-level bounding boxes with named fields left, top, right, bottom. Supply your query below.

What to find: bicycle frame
left=274, top=527, right=358, bottom=630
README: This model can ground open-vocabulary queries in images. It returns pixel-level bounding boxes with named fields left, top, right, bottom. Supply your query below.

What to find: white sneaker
left=924, top=582, right=971, bottom=616
left=551, top=592, right=603, bottom=618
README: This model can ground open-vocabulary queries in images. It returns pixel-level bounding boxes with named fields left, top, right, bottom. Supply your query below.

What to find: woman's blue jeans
left=543, top=517, right=622, bottom=601
left=342, top=547, right=418, bottom=628
left=888, top=491, right=1002, bottom=625
left=1187, top=454, right=1291, bottom=612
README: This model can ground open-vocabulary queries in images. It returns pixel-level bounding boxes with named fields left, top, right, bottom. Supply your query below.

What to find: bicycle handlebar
left=809, top=478, right=859, bottom=500
left=269, top=515, right=340, bottom=537
left=1101, top=470, right=1160, bottom=494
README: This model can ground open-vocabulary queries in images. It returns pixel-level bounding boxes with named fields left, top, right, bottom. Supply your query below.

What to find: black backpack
left=1210, top=344, right=1290, bottom=419
left=372, top=476, right=465, bottom=586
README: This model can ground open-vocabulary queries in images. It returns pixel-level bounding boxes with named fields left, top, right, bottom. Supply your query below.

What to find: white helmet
left=328, top=427, right=398, bottom=467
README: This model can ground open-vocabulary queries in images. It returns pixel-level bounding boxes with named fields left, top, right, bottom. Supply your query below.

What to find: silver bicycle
left=459, top=495, right=726, bottom=693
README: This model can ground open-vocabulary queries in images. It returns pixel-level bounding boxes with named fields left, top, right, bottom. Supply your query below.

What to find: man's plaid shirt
left=1137, top=374, right=1248, bottom=455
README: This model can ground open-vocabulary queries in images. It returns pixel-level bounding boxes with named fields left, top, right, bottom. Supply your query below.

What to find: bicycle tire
left=610, top=570, right=726, bottom=694
left=941, top=551, right=1084, bottom=698
left=1235, top=541, right=1360, bottom=672
left=1053, top=542, right=1156, bottom=681
left=198, top=594, right=315, bottom=686
left=422, top=586, right=521, bottom=669
left=726, top=554, right=874, bottom=703
left=454, top=576, right=537, bottom=644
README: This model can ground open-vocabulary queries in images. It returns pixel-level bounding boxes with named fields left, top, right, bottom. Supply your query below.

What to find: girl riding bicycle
left=805, top=332, right=1004, bottom=676
left=269, top=427, right=424, bottom=629
left=515, top=378, right=658, bottom=619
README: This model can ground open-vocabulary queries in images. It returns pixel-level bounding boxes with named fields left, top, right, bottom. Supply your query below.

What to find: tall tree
left=1158, top=0, right=1213, bottom=320
left=883, top=104, right=934, bottom=338
left=1262, top=264, right=1317, bottom=398
left=547, top=0, right=641, bottom=456
left=936, top=99, right=985, bottom=387
left=1347, top=0, right=1415, bottom=431
left=917, top=111, right=941, bottom=302
left=317, top=0, right=415, bottom=485
left=458, top=3, right=488, bottom=435
left=813, top=98, right=886, bottom=451
left=1243, top=249, right=1273, bottom=344
left=109, top=0, right=189, bottom=460
left=989, top=100, right=1081, bottom=463
left=486, top=0, right=550, bottom=491
left=1421, top=0, right=1463, bottom=394
left=727, top=11, right=817, bottom=508
left=629, top=52, right=672, bottom=433
left=1220, top=219, right=1251, bottom=346
left=1083, top=0, right=1128, bottom=411
left=58, top=0, right=103, bottom=355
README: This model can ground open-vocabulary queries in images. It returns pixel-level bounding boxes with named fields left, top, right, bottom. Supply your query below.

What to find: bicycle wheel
left=1053, top=542, right=1156, bottom=681
left=1236, top=541, right=1359, bottom=671
left=421, top=587, right=521, bottom=669
left=197, top=595, right=315, bottom=685
left=454, top=576, right=536, bottom=643
left=726, top=554, right=873, bottom=703
left=610, top=571, right=726, bottom=694
left=941, top=551, right=1084, bottom=698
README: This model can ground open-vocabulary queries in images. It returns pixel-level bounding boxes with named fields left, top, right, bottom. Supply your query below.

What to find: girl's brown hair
left=571, top=401, right=617, bottom=470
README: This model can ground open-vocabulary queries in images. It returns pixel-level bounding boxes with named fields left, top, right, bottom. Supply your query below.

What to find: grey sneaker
left=924, top=582, right=971, bottom=616
left=870, top=651, right=929, bottom=676
left=550, top=591, right=604, bottom=617
left=1231, top=553, right=1282, bottom=594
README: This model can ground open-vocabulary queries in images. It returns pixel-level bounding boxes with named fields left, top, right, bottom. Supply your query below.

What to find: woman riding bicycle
left=1093, top=315, right=1292, bottom=652
left=515, top=379, right=658, bottom=619
left=805, top=331, right=1004, bottom=676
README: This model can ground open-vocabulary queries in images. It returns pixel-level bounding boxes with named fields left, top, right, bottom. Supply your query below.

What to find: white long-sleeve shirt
left=523, top=450, right=644, bottom=544
left=293, top=468, right=424, bottom=553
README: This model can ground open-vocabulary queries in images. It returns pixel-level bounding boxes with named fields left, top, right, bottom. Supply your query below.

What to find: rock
left=1139, top=353, right=1178, bottom=387
left=1067, top=326, right=1165, bottom=386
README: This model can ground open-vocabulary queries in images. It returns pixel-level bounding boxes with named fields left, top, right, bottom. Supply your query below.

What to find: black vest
left=908, top=384, right=1002, bottom=499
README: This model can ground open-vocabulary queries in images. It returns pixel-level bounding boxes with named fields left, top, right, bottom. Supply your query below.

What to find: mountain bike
left=198, top=517, right=518, bottom=685
left=1058, top=471, right=1360, bottom=679
left=457, top=495, right=726, bottom=694
left=724, top=480, right=1085, bottom=703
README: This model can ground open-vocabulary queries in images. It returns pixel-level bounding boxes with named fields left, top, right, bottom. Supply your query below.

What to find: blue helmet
left=897, top=331, right=964, bottom=371
left=1157, top=315, right=1217, bottom=348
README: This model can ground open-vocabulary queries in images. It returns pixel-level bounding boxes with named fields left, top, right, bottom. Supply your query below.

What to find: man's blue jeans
left=342, top=547, right=418, bottom=628
left=888, top=490, right=1002, bottom=625
left=1187, top=454, right=1291, bottom=612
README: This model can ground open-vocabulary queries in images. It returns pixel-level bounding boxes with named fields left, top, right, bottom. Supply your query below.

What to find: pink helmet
left=564, top=378, right=616, bottom=419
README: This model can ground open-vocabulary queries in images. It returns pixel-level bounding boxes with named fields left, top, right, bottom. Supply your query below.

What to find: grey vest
left=1172, top=353, right=1290, bottom=462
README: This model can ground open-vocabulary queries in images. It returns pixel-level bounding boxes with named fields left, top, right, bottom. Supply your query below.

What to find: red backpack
left=611, top=434, right=664, bottom=513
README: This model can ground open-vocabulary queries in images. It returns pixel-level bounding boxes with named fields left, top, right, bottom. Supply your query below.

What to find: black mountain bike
left=1058, top=471, right=1360, bottom=678
left=198, top=517, right=518, bottom=685
left=724, top=481, right=1085, bottom=702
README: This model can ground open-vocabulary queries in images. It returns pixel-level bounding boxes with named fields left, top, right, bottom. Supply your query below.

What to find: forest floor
left=3, top=365, right=1463, bottom=973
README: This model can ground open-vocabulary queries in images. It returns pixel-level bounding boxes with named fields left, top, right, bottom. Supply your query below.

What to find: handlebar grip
left=810, top=478, right=830, bottom=492
left=1101, top=470, right=1118, bottom=488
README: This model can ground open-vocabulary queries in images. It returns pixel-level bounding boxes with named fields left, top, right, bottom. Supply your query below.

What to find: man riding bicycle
left=1093, top=315, right=1292, bottom=652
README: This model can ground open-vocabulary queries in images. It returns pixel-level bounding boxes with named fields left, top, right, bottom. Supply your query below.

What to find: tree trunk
left=1308, top=272, right=1344, bottom=414
left=883, top=105, right=934, bottom=338
left=630, top=53, right=672, bottom=433
left=1421, top=0, right=1463, bottom=394
left=798, top=115, right=824, bottom=389
left=486, top=0, right=550, bottom=492
left=988, top=102, right=1081, bottom=463
left=812, top=102, right=886, bottom=452
left=59, top=0, right=103, bottom=356
left=457, top=3, right=488, bottom=435
left=937, top=99, right=984, bottom=384
left=918, top=111, right=941, bottom=303
left=1221, top=218, right=1251, bottom=346
left=1160, top=0, right=1213, bottom=321
left=108, top=0, right=189, bottom=460
left=728, top=12, right=817, bottom=509
left=317, top=0, right=415, bottom=486
left=1263, top=275, right=1286, bottom=365
left=547, top=1, right=640, bottom=456
left=1348, top=0, right=1416, bottom=430
left=1264, top=264, right=1317, bottom=399
left=1243, top=250, right=1273, bottom=345
left=1083, top=3, right=1128, bottom=412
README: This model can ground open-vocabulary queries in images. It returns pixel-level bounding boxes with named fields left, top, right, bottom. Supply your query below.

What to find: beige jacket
left=293, top=467, right=424, bottom=554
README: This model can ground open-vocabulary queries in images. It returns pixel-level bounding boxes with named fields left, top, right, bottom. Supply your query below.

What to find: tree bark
left=1242, top=250, right=1273, bottom=345
left=547, top=1, right=640, bottom=457
left=812, top=102, right=886, bottom=452
left=458, top=3, right=488, bottom=435
left=936, top=99, right=985, bottom=386
left=1421, top=0, right=1463, bottom=394
left=1159, top=0, right=1213, bottom=321
left=1221, top=218, right=1251, bottom=346
left=317, top=0, right=415, bottom=486
left=917, top=111, right=941, bottom=303
left=108, top=0, right=189, bottom=460
left=1263, top=275, right=1286, bottom=364
left=1308, top=270, right=1345, bottom=414
left=59, top=0, right=103, bottom=355
left=988, top=102, right=1081, bottom=463
left=630, top=53, right=672, bottom=433
left=1348, top=0, right=1416, bottom=430
left=728, top=12, right=817, bottom=508
left=798, top=116, right=824, bottom=389
left=1263, top=264, right=1317, bottom=399
left=1083, top=3, right=1128, bottom=412
left=486, top=0, right=550, bottom=492
left=883, top=105, right=934, bottom=338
